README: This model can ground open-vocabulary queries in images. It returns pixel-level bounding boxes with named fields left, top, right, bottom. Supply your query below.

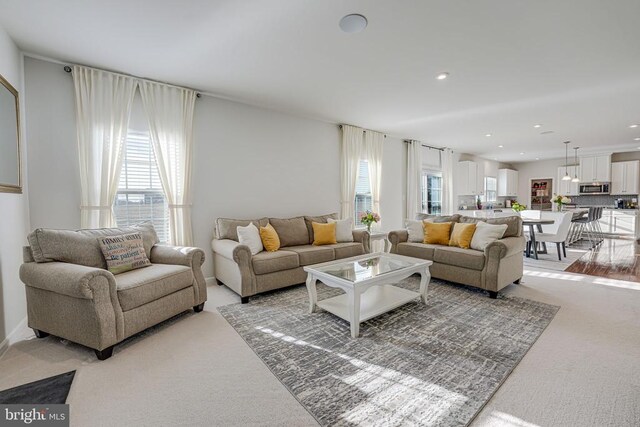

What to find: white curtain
left=140, top=81, right=197, bottom=246
left=73, top=65, right=137, bottom=229
left=364, top=130, right=385, bottom=222
left=441, top=148, right=455, bottom=214
left=406, top=140, right=422, bottom=220
left=340, top=125, right=364, bottom=219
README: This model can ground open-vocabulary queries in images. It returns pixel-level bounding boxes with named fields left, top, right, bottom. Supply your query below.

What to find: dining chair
left=534, top=212, right=574, bottom=260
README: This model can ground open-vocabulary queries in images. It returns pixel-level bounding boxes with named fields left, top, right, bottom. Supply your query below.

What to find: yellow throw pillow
left=259, top=223, right=281, bottom=252
left=312, top=222, right=337, bottom=245
left=423, top=221, right=453, bottom=245
left=449, top=222, right=477, bottom=249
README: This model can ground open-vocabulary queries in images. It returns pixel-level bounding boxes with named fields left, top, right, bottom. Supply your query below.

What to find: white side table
left=368, top=231, right=390, bottom=253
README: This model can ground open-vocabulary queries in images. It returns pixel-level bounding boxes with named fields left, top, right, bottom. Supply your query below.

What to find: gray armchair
left=19, top=223, right=206, bottom=360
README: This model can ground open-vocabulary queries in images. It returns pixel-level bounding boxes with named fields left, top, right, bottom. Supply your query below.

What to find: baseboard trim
left=205, top=276, right=217, bottom=285
left=0, top=316, right=27, bottom=361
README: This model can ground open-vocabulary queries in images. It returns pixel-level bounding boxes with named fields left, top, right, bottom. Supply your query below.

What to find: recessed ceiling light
left=436, top=72, right=449, bottom=80
left=535, top=157, right=540, bottom=160
left=485, top=133, right=492, bottom=137
left=630, top=124, right=639, bottom=128
left=634, top=137, right=640, bottom=141
left=339, top=14, right=368, bottom=33
left=493, top=158, right=498, bottom=161
left=520, top=152, right=525, bottom=155
left=533, top=124, right=542, bottom=128
left=498, top=145, right=503, bottom=148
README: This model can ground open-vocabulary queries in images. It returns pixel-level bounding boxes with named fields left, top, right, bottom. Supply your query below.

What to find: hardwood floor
left=565, top=237, right=640, bottom=282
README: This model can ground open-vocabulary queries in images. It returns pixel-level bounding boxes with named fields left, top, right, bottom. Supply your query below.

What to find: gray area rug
left=0, top=371, right=75, bottom=404
left=218, top=277, right=559, bottom=427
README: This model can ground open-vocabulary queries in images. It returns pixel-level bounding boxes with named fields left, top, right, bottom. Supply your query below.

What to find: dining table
left=522, top=218, right=555, bottom=259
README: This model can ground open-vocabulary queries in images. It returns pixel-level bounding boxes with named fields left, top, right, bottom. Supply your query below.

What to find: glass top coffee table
left=303, top=253, right=432, bottom=338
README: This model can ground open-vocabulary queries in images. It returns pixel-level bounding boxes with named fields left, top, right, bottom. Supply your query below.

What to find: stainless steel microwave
left=579, top=182, right=610, bottom=195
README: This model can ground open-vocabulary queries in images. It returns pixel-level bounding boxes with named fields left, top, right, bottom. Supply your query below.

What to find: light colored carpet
left=218, top=277, right=558, bottom=426
left=523, top=244, right=588, bottom=272
left=1, top=269, right=639, bottom=427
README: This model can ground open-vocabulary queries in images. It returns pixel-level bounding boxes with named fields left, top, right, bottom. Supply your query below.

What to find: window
left=483, top=176, right=497, bottom=203
left=420, top=171, right=442, bottom=214
left=114, top=132, right=170, bottom=243
left=354, top=159, right=372, bottom=226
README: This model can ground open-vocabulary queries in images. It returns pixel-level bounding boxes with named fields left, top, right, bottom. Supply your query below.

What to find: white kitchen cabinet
left=476, top=161, right=485, bottom=196
left=457, top=161, right=479, bottom=196
left=611, top=161, right=640, bottom=195
left=497, top=169, right=518, bottom=197
left=580, top=154, right=611, bottom=182
left=556, top=165, right=580, bottom=196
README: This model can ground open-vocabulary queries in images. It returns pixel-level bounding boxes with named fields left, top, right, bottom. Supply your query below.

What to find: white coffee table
left=303, top=253, right=432, bottom=338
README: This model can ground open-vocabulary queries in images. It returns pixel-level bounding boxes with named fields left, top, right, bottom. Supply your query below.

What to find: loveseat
left=19, top=223, right=207, bottom=360
left=211, top=214, right=369, bottom=303
left=388, top=214, right=525, bottom=298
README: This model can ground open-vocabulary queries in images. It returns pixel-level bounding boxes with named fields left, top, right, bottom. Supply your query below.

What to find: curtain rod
left=338, top=124, right=386, bottom=138
left=63, top=65, right=202, bottom=98
left=404, top=140, right=445, bottom=151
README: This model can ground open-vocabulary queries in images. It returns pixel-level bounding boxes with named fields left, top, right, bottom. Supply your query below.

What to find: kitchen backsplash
left=569, top=194, right=637, bottom=207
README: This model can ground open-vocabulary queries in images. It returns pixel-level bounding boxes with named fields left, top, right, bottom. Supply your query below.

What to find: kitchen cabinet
left=598, top=209, right=638, bottom=237
left=580, top=154, right=611, bottom=182
left=457, top=161, right=483, bottom=196
left=497, top=169, right=518, bottom=197
left=556, top=165, right=580, bottom=196
left=611, top=161, right=639, bottom=195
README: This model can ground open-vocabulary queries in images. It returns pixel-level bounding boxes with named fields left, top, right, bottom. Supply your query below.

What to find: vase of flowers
left=359, top=210, right=380, bottom=232
left=553, top=194, right=571, bottom=211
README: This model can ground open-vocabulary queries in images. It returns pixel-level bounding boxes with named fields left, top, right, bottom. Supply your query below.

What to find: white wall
left=0, top=25, right=29, bottom=345
left=24, top=57, right=406, bottom=278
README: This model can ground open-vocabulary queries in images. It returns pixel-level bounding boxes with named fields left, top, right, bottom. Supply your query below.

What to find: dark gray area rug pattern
left=0, top=371, right=75, bottom=404
left=218, top=277, right=559, bottom=427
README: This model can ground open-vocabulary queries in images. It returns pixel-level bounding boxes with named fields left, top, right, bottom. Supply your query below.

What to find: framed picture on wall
left=0, top=72, right=21, bottom=193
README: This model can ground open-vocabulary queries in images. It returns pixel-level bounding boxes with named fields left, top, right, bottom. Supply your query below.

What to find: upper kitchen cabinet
left=497, top=168, right=519, bottom=197
left=457, top=160, right=481, bottom=195
left=611, top=160, right=640, bottom=195
left=557, top=165, right=580, bottom=196
left=579, top=154, right=611, bottom=182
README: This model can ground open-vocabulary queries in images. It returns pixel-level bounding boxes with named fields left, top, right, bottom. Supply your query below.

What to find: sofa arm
left=150, top=245, right=205, bottom=267
left=20, top=261, right=116, bottom=301
left=388, top=230, right=409, bottom=253
left=352, top=230, right=370, bottom=253
left=484, top=236, right=526, bottom=259
left=151, top=245, right=207, bottom=305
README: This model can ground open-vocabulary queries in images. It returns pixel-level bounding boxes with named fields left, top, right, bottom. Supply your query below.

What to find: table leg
left=419, top=268, right=431, bottom=304
left=349, top=289, right=361, bottom=338
left=537, top=224, right=547, bottom=254
left=306, top=275, right=318, bottom=313
left=384, top=238, right=390, bottom=253
left=530, top=224, right=539, bottom=260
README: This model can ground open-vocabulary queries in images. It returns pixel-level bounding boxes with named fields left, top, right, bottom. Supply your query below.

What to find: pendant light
left=562, top=141, right=572, bottom=181
left=571, top=147, right=580, bottom=182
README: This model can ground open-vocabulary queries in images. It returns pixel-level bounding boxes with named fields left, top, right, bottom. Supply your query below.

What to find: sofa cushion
left=252, top=250, right=299, bottom=275
left=98, top=232, right=151, bottom=274
left=416, top=213, right=461, bottom=223
left=284, top=245, right=334, bottom=266
left=459, top=215, right=522, bottom=238
left=396, top=242, right=439, bottom=260
left=216, top=217, right=269, bottom=241
left=116, top=264, right=193, bottom=311
left=304, top=213, right=339, bottom=244
left=269, top=217, right=310, bottom=247
left=328, top=242, right=365, bottom=259
left=423, top=222, right=452, bottom=245
left=434, top=246, right=486, bottom=271
left=259, top=223, right=281, bottom=252
left=312, top=222, right=337, bottom=246
left=27, top=222, right=159, bottom=269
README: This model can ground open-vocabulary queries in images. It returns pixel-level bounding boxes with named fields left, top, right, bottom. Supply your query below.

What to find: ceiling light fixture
left=520, top=152, right=525, bottom=155
left=498, top=145, right=503, bottom=148
left=562, top=141, right=572, bottom=181
left=436, top=72, right=449, bottom=80
left=535, top=158, right=540, bottom=160
left=339, top=14, right=368, bottom=33
left=572, top=147, right=580, bottom=182
left=630, top=124, right=639, bottom=128
left=635, top=137, right=640, bottom=141
left=533, top=124, right=542, bottom=128
left=485, top=133, right=492, bottom=137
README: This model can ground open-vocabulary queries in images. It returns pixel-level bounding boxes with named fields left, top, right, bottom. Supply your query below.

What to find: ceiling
left=1, top=0, right=640, bottom=162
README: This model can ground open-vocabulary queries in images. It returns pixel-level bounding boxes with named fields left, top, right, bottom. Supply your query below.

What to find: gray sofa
left=211, top=214, right=369, bottom=303
left=388, top=214, right=525, bottom=298
left=19, top=223, right=207, bottom=360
